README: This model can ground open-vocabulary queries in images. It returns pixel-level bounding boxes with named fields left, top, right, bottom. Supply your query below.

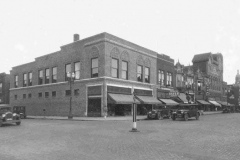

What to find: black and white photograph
left=0, top=0, right=240, bottom=159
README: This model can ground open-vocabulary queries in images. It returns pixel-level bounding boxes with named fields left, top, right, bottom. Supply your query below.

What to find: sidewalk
left=26, top=111, right=223, bottom=121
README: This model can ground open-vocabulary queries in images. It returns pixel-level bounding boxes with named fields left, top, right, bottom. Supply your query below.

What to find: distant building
left=192, top=52, right=224, bottom=101
left=0, top=73, right=10, bottom=104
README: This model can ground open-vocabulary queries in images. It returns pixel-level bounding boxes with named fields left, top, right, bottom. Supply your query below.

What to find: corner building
left=10, top=33, right=161, bottom=117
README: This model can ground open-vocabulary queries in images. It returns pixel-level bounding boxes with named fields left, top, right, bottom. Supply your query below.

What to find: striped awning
left=108, top=94, right=140, bottom=104
left=197, top=100, right=211, bottom=105
left=135, top=96, right=162, bottom=104
left=209, top=101, right=221, bottom=107
left=158, top=99, right=179, bottom=106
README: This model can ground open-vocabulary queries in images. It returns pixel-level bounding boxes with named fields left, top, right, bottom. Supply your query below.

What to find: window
left=38, top=92, right=42, bottom=98
left=121, top=61, right=128, bottom=80
left=111, top=58, right=119, bottom=78
left=0, top=83, right=2, bottom=93
left=137, top=65, right=143, bottom=82
left=91, top=58, right=98, bottom=78
left=28, top=93, right=32, bottom=98
left=197, top=80, right=202, bottom=91
left=23, top=94, right=26, bottom=99
left=158, top=70, right=165, bottom=86
left=74, top=89, right=80, bottom=96
left=14, top=75, right=18, bottom=88
left=74, top=62, right=80, bottom=80
left=45, top=68, right=50, bottom=84
left=38, top=70, right=43, bottom=85
left=14, top=95, right=17, bottom=100
left=145, top=67, right=150, bottom=83
left=65, top=90, right=71, bottom=96
left=52, top=91, right=56, bottom=97
left=65, top=63, right=71, bottom=81
left=52, top=67, right=57, bottom=83
left=167, top=72, right=172, bottom=86
left=45, top=92, right=49, bottom=98
left=23, top=73, right=27, bottom=87
left=28, top=72, right=32, bottom=86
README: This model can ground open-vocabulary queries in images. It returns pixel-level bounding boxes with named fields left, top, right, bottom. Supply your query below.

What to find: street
left=1, top=113, right=240, bottom=160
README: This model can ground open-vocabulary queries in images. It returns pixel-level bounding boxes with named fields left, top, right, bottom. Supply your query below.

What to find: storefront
left=196, top=100, right=211, bottom=111
left=208, top=100, right=222, bottom=111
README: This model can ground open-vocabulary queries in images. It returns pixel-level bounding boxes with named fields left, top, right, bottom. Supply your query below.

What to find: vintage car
left=0, top=104, right=21, bottom=127
left=13, top=106, right=26, bottom=119
left=171, top=104, right=200, bottom=121
left=222, top=105, right=235, bottom=113
left=147, top=106, right=171, bottom=120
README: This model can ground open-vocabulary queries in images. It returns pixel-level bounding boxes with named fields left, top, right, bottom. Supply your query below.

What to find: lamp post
left=67, top=72, right=75, bottom=119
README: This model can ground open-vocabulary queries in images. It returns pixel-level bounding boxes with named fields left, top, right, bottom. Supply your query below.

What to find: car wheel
left=0, top=120, right=2, bottom=127
left=184, top=114, right=188, bottom=121
left=172, top=115, right=176, bottom=121
left=16, top=122, right=21, bottom=125
left=196, top=113, right=199, bottom=120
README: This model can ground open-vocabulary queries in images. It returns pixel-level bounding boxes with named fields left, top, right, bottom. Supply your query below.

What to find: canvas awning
left=197, top=100, right=211, bottom=105
left=178, top=93, right=189, bottom=103
left=108, top=94, right=140, bottom=104
left=209, top=101, right=221, bottom=107
left=158, top=99, right=179, bottom=106
left=135, top=96, right=162, bottom=104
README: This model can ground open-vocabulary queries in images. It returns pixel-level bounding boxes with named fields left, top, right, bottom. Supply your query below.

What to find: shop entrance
left=88, top=98, right=101, bottom=117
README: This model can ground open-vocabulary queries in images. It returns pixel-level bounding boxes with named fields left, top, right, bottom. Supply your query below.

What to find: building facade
left=0, top=73, right=10, bottom=104
left=192, top=52, right=224, bottom=101
left=10, top=33, right=174, bottom=117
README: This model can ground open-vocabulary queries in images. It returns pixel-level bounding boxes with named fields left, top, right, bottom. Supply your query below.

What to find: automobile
left=0, top=104, right=21, bottom=127
left=13, top=106, right=26, bottom=119
left=222, top=106, right=231, bottom=113
left=147, top=105, right=171, bottom=120
left=171, top=104, right=200, bottom=121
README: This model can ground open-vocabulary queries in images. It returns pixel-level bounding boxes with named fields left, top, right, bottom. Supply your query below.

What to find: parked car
left=147, top=106, right=171, bottom=120
left=222, top=106, right=231, bottom=113
left=171, top=104, right=200, bottom=121
left=13, top=106, right=26, bottom=119
left=0, top=104, right=21, bottom=127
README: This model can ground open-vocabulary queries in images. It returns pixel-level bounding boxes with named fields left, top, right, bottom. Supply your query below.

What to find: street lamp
left=67, top=72, right=75, bottom=119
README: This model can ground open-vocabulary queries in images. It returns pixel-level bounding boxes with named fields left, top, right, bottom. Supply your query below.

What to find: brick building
left=0, top=73, right=10, bottom=104
left=10, top=32, right=173, bottom=117
left=192, top=52, right=224, bottom=102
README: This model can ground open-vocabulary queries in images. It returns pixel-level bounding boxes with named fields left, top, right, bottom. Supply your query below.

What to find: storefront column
left=102, top=81, right=107, bottom=117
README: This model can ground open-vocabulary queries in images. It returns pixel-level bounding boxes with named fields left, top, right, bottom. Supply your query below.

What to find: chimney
left=74, top=34, right=79, bottom=42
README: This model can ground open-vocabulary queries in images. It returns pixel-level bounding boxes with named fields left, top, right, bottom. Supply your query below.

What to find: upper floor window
left=23, top=94, right=26, bottom=99
left=38, top=70, right=43, bottom=85
left=145, top=67, right=150, bottom=83
left=45, top=68, right=50, bottom=84
left=45, top=92, right=49, bottom=98
left=137, top=65, right=143, bottom=82
left=23, top=73, right=27, bottom=87
left=74, top=62, right=80, bottom=80
left=167, top=72, right=172, bottom=86
left=52, top=91, right=56, bottom=97
left=158, top=70, right=164, bottom=86
left=122, top=61, right=128, bottom=80
left=197, top=80, right=202, bottom=92
left=14, top=75, right=18, bottom=88
left=52, top=67, right=57, bottom=83
left=28, top=72, right=32, bottom=86
left=65, top=64, right=71, bottom=81
left=91, top=58, right=98, bottom=78
left=111, top=58, right=119, bottom=78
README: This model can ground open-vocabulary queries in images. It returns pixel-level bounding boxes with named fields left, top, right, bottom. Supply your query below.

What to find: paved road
left=0, top=113, right=240, bottom=160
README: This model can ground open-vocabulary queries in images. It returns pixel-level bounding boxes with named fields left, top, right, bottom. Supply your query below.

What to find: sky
left=0, top=0, right=239, bottom=84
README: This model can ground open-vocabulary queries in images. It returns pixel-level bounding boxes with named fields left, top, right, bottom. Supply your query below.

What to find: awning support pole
left=130, top=94, right=139, bottom=132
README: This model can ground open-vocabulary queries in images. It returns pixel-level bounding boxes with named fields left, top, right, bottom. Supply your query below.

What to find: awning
left=108, top=94, right=140, bottom=104
left=217, top=101, right=227, bottom=106
left=135, top=96, right=162, bottom=104
left=197, top=100, right=211, bottom=105
left=158, top=99, right=179, bottom=106
left=208, top=101, right=221, bottom=107
left=178, top=93, right=189, bottom=103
